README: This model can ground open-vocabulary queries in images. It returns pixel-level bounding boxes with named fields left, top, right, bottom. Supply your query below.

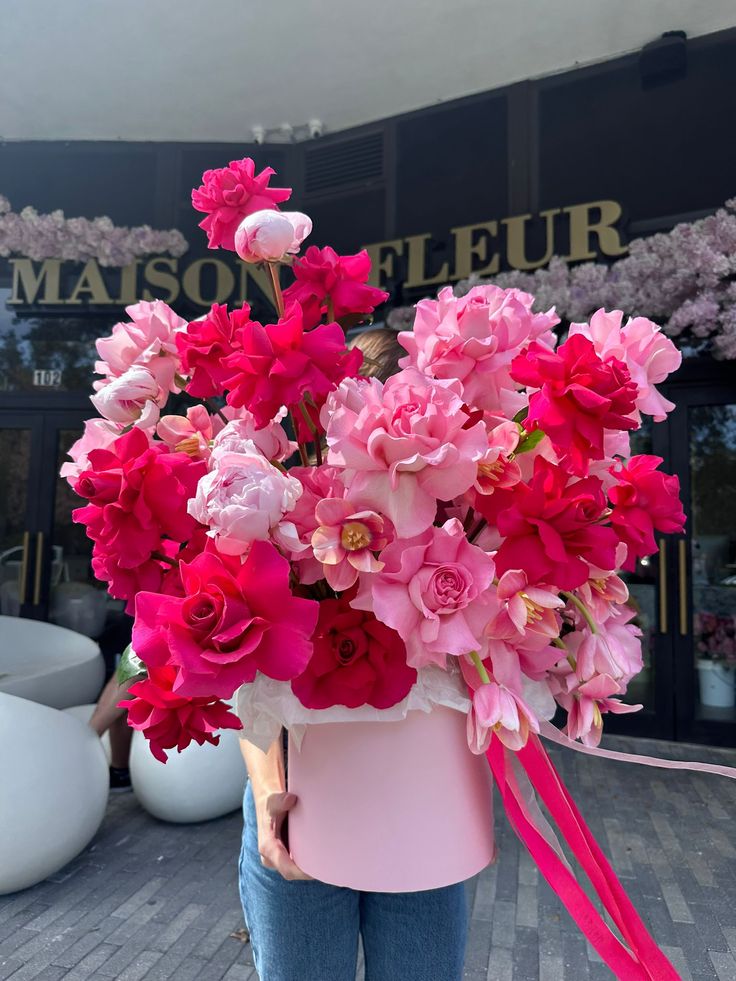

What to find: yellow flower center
left=520, top=592, right=543, bottom=623
left=478, top=459, right=504, bottom=480
left=340, top=521, right=372, bottom=551
left=175, top=436, right=202, bottom=457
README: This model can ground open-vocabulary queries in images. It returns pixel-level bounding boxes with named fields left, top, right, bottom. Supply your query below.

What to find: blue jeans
left=239, top=781, right=468, bottom=981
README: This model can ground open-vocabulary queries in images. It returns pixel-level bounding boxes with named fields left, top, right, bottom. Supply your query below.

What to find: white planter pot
left=697, top=660, right=736, bottom=709
left=0, top=693, right=109, bottom=894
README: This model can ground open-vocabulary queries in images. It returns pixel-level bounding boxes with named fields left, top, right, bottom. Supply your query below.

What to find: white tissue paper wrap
left=235, top=661, right=557, bottom=751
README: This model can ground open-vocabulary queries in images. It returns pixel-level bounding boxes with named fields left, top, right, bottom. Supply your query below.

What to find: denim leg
left=359, top=882, right=468, bottom=981
left=239, top=781, right=360, bottom=981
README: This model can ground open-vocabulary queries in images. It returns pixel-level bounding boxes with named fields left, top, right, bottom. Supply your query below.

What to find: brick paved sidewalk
left=1, top=736, right=735, bottom=980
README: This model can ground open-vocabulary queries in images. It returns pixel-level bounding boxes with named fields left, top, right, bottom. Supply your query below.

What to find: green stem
left=561, top=591, right=598, bottom=634
left=267, top=262, right=285, bottom=318
left=468, top=649, right=491, bottom=686
left=205, top=398, right=228, bottom=425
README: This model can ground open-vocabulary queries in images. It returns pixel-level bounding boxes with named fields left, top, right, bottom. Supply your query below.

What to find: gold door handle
left=678, top=538, right=687, bottom=636
left=33, top=531, right=44, bottom=606
left=18, top=531, right=30, bottom=605
left=658, top=538, right=668, bottom=634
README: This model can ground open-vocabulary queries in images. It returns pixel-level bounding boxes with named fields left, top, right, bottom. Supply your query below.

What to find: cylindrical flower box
left=287, top=705, right=496, bottom=892
left=697, top=659, right=736, bottom=709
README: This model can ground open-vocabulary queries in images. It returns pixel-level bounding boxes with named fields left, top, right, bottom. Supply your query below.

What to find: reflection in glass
left=0, top=428, right=31, bottom=616
left=690, top=405, right=736, bottom=721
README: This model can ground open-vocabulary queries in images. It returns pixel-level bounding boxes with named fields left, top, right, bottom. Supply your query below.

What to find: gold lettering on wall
left=67, top=260, right=113, bottom=305
left=502, top=209, right=561, bottom=271
left=116, top=261, right=141, bottom=305
left=449, top=221, right=500, bottom=280
left=142, top=257, right=180, bottom=303
left=8, top=259, right=62, bottom=305
left=564, top=200, right=628, bottom=261
left=404, top=233, right=451, bottom=289
left=364, top=240, right=405, bottom=287
left=182, top=259, right=235, bottom=307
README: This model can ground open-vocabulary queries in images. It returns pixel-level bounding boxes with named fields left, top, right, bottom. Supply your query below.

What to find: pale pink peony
left=211, top=410, right=293, bottom=463
left=569, top=309, right=681, bottom=422
left=323, top=369, right=487, bottom=537
left=353, top=517, right=495, bottom=668
left=60, top=418, right=125, bottom=483
left=311, top=499, right=389, bottom=591
left=399, top=285, right=559, bottom=412
left=187, top=442, right=302, bottom=556
left=94, top=300, right=187, bottom=389
left=467, top=681, right=540, bottom=754
left=234, top=210, right=312, bottom=263
left=90, top=363, right=174, bottom=429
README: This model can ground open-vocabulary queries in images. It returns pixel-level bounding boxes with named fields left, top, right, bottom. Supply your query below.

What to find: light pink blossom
left=157, top=405, right=225, bottom=460
left=234, top=210, right=312, bottom=264
left=187, top=442, right=302, bottom=556
left=486, top=570, right=563, bottom=650
left=559, top=673, right=641, bottom=747
left=286, top=465, right=345, bottom=581
left=60, top=418, right=126, bottom=482
left=353, top=518, right=495, bottom=668
left=90, top=363, right=174, bottom=429
left=311, top=499, right=389, bottom=591
left=324, top=370, right=487, bottom=537
left=211, top=410, right=293, bottom=462
left=467, top=681, right=540, bottom=754
left=94, top=301, right=187, bottom=387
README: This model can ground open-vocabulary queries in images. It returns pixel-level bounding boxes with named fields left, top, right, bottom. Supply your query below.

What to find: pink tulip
left=311, top=499, right=389, bottom=591
left=234, top=209, right=312, bottom=263
left=467, top=681, right=539, bottom=754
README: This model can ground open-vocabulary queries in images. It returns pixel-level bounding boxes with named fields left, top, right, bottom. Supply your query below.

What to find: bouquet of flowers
left=64, top=156, right=691, bottom=979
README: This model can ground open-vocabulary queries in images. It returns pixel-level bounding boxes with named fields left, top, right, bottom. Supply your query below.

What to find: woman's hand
left=253, top=789, right=312, bottom=881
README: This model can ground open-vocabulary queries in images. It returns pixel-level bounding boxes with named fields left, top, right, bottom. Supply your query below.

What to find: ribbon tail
left=512, top=733, right=681, bottom=981
left=486, top=737, right=653, bottom=980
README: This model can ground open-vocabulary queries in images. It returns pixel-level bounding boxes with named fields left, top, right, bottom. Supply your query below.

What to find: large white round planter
left=697, top=659, right=736, bottom=708
left=129, top=727, right=246, bottom=824
left=0, top=616, right=105, bottom=709
left=0, top=693, right=109, bottom=894
left=63, top=704, right=112, bottom=763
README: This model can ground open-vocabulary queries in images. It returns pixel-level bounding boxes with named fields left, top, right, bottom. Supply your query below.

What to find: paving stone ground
left=1, top=735, right=736, bottom=980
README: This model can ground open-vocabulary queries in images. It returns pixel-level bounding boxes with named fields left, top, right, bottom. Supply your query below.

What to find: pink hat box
left=287, top=704, right=496, bottom=892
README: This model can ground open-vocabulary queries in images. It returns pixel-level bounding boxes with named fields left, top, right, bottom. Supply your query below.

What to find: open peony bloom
left=291, top=591, right=416, bottom=710
left=132, top=541, right=319, bottom=699
left=124, top=665, right=242, bottom=763
left=311, top=499, right=389, bottom=591
left=324, top=368, right=488, bottom=537
left=569, top=309, right=681, bottom=422
left=191, top=157, right=292, bottom=251
left=234, top=209, right=312, bottom=264
left=91, top=362, right=175, bottom=429
left=94, top=300, right=187, bottom=387
left=188, top=441, right=302, bottom=556
left=467, top=681, right=540, bottom=754
left=354, top=517, right=495, bottom=669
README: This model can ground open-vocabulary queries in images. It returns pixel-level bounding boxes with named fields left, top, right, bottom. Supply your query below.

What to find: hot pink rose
left=324, top=369, right=488, bottom=537
left=91, top=362, right=174, bottom=429
left=188, top=443, right=302, bottom=556
left=569, top=309, right=681, bottom=422
left=291, top=591, right=416, bottom=710
left=234, top=210, right=312, bottom=263
left=124, top=665, right=242, bottom=763
left=354, top=518, right=495, bottom=668
left=60, top=418, right=124, bottom=483
left=399, top=285, right=559, bottom=412
left=192, top=158, right=292, bottom=251
left=176, top=303, right=252, bottom=398
left=94, top=300, right=187, bottom=386
left=132, top=542, right=318, bottom=698
left=311, top=499, right=389, bottom=591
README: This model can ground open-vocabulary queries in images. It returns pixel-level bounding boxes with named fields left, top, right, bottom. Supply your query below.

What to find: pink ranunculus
left=291, top=590, right=416, bottom=710
left=91, top=362, right=174, bottom=429
left=224, top=303, right=363, bottom=428
left=132, top=541, right=319, bottom=698
left=467, top=681, right=540, bottom=754
left=608, top=455, right=685, bottom=569
left=124, top=665, right=243, bottom=763
left=311, top=499, right=389, bottom=591
left=211, top=410, right=293, bottom=463
left=60, top=418, right=125, bottom=483
left=510, top=334, right=639, bottom=476
left=157, top=405, right=223, bottom=460
left=399, top=284, right=559, bottom=413
left=354, top=518, right=495, bottom=668
left=324, top=369, right=488, bottom=537
left=94, top=300, right=187, bottom=386
left=234, top=210, right=312, bottom=264
left=188, top=442, right=302, bottom=556
left=191, top=158, right=292, bottom=251
left=176, top=303, right=252, bottom=398
left=569, top=309, right=682, bottom=422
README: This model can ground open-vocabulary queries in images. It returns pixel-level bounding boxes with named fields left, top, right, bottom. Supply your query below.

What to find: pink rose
left=211, top=411, right=293, bottom=463
left=324, top=369, right=487, bottom=537
left=60, top=418, right=124, bottom=483
left=188, top=442, right=302, bottom=556
left=399, top=285, right=559, bottom=412
left=90, top=362, right=174, bottom=429
left=354, top=518, right=495, bottom=668
left=94, top=300, right=186, bottom=387
left=569, top=309, right=681, bottom=422
left=234, top=210, right=312, bottom=263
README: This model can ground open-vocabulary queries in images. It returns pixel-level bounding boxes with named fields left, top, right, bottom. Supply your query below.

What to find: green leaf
left=515, top=429, right=546, bottom=455
left=512, top=407, right=529, bottom=425
left=116, top=644, right=146, bottom=686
